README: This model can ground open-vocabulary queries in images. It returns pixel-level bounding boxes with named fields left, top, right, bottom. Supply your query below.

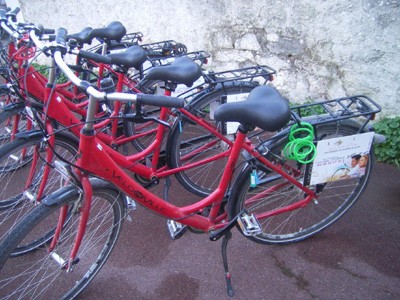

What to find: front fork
left=68, top=174, right=92, bottom=269
left=36, top=123, right=55, bottom=201
left=24, top=122, right=54, bottom=202
left=48, top=173, right=92, bottom=271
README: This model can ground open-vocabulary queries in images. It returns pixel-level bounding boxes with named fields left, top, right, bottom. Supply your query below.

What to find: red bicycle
left=0, top=28, right=382, bottom=298
left=0, top=21, right=273, bottom=256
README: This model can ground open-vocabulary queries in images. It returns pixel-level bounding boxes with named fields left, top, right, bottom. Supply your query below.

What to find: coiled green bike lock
left=283, top=122, right=316, bottom=164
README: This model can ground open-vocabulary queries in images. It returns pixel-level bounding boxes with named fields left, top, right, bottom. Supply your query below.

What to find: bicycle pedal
left=237, top=213, right=262, bottom=236
left=23, top=190, right=36, bottom=203
left=125, top=196, right=137, bottom=222
left=126, top=196, right=137, bottom=211
left=167, top=219, right=187, bottom=240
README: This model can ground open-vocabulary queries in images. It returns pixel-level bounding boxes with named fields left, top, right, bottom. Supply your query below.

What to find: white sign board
left=310, top=132, right=374, bottom=185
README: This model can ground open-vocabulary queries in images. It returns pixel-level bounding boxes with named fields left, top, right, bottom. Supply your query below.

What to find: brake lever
left=123, top=113, right=170, bottom=128
left=145, top=116, right=170, bottom=128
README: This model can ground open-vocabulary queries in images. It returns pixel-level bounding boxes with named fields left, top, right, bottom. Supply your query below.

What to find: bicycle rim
left=0, top=134, right=78, bottom=255
left=230, top=123, right=373, bottom=244
left=0, top=186, right=125, bottom=299
left=0, top=105, right=32, bottom=148
left=167, top=82, right=259, bottom=197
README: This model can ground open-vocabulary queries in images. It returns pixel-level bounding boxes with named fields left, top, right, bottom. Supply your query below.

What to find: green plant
left=30, top=62, right=69, bottom=83
left=290, top=100, right=326, bottom=118
left=373, top=116, right=400, bottom=167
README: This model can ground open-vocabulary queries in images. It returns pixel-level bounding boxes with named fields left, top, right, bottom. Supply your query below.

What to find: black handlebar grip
left=7, top=7, right=20, bottom=16
left=43, top=28, right=56, bottom=34
left=136, top=94, right=184, bottom=108
left=37, top=24, right=55, bottom=36
left=78, top=50, right=112, bottom=64
left=55, top=27, right=68, bottom=46
left=6, top=7, right=20, bottom=22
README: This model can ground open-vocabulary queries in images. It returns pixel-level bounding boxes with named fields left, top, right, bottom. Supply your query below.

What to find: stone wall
left=12, top=0, right=400, bottom=117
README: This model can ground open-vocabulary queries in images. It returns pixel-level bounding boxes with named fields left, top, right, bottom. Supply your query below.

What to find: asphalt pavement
left=76, top=162, right=400, bottom=300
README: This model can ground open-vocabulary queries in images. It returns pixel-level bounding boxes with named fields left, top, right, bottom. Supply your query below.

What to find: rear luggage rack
left=288, top=95, right=381, bottom=132
left=204, top=65, right=276, bottom=85
left=175, top=65, right=276, bottom=99
left=120, top=32, right=144, bottom=44
left=146, top=50, right=210, bottom=67
left=252, top=95, right=381, bottom=155
left=141, top=40, right=188, bottom=58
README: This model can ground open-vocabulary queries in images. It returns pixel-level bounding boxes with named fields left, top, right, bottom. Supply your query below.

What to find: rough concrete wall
left=15, top=0, right=400, bottom=117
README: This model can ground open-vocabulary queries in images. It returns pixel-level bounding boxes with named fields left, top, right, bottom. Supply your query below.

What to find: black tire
left=0, top=183, right=126, bottom=299
left=0, top=132, right=78, bottom=255
left=228, top=122, right=374, bottom=244
left=122, top=101, right=167, bottom=152
left=121, top=75, right=174, bottom=153
left=0, top=102, right=31, bottom=147
left=166, top=82, right=259, bottom=197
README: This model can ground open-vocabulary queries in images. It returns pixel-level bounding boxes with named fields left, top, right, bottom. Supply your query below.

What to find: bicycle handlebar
left=54, top=51, right=184, bottom=107
left=6, top=7, right=20, bottom=16
left=135, top=93, right=185, bottom=108
left=0, top=20, right=17, bottom=37
left=37, top=24, right=55, bottom=35
left=75, top=49, right=112, bottom=64
left=6, top=7, right=20, bottom=21
left=30, top=27, right=184, bottom=108
left=49, top=30, right=184, bottom=108
left=0, top=10, right=21, bottom=39
left=55, top=27, right=67, bottom=46
left=0, top=7, right=20, bottom=21
left=0, top=7, right=54, bottom=41
left=55, top=27, right=111, bottom=64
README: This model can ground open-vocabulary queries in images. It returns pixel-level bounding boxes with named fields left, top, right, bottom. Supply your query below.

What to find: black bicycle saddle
left=87, top=21, right=127, bottom=43
left=144, top=56, right=202, bottom=87
left=214, top=85, right=291, bottom=132
left=107, top=45, right=147, bottom=70
left=66, top=27, right=93, bottom=45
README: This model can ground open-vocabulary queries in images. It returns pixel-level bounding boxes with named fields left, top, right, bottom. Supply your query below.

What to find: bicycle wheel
left=0, top=102, right=32, bottom=147
left=0, top=182, right=126, bottom=299
left=0, top=132, right=78, bottom=255
left=229, top=122, right=374, bottom=244
left=122, top=77, right=173, bottom=153
left=122, top=102, right=169, bottom=152
left=166, top=82, right=259, bottom=197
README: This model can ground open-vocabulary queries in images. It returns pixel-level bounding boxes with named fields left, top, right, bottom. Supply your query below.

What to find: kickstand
left=221, top=231, right=234, bottom=297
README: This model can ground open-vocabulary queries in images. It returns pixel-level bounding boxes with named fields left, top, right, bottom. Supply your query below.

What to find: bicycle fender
left=14, top=130, right=79, bottom=145
left=41, top=184, right=81, bottom=207
left=2, top=101, right=25, bottom=112
left=14, top=130, right=47, bottom=140
left=42, top=178, right=121, bottom=207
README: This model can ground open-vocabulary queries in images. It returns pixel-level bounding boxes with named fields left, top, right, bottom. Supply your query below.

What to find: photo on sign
left=310, top=132, right=374, bottom=185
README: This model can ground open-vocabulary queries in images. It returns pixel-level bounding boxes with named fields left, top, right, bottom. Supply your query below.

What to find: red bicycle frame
left=57, top=104, right=317, bottom=263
